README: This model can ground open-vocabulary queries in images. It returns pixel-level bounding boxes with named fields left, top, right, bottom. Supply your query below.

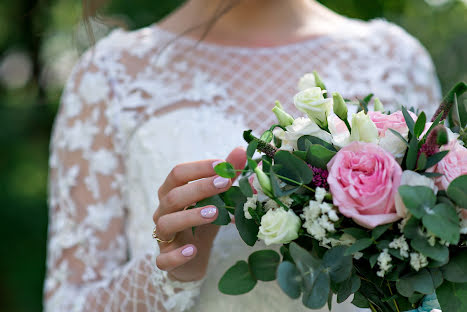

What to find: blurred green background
left=0, top=0, right=466, bottom=311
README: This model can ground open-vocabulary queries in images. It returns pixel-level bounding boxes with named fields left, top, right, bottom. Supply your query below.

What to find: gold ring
left=152, top=225, right=175, bottom=244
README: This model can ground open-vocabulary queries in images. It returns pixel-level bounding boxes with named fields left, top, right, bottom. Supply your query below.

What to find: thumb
left=225, top=146, right=247, bottom=180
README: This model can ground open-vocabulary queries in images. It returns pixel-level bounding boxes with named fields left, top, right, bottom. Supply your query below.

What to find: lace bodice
left=44, top=19, right=441, bottom=312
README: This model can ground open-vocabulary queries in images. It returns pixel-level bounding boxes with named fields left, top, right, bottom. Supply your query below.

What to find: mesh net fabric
left=44, top=19, right=440, bottom=312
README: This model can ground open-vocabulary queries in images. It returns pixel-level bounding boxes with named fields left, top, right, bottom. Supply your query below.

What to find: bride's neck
left=159, top=0, right=344, bottom=45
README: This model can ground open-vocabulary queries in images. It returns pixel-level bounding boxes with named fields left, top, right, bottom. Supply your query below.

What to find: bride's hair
left=82, top=0, right=241, bottom=45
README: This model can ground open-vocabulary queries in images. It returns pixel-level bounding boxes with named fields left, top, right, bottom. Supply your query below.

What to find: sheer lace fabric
left=44, top=19, right=441, bottom=312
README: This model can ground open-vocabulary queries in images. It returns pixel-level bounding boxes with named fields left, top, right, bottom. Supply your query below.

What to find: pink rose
left=368, top=111, right=415, bottom=137
left=368, top=111, right=417, bottom=157
left=430, top=140, right=467, bottom=190
left=327, top=142, right=403, bottom=229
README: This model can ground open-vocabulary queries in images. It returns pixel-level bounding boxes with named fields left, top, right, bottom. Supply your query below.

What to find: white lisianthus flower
left=294, top=87, right=333, bottom=128
left=297, top=73, right=317, bottom=91
left=395, top=170, right=438, bottom=218
left=349, top=111, right=379, bottom=143
left=258, top=208, right=301, bottom=245
left=273, top=117, right=332, bottom=151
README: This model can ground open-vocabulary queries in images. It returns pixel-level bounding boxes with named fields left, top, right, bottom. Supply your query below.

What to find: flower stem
left=387, top=281, right=400, bottom=312
left=369, top=303, right=378, bottom=312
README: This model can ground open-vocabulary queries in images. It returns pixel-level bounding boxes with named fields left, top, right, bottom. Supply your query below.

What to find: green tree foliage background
left=0, top=0, right=465, bottom=311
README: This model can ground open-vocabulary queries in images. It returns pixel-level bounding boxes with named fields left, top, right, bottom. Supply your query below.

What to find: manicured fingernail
left=181, top=246, right=194, bottom=257
left=213, top=176, right=229, bottom=188
left=201, top=206, right=217, bottom=218
left=212, top=160, right=224, bottom=168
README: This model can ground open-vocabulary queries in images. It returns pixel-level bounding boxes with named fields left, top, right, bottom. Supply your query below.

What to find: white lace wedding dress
left=44, top=19, right=441, bottom=312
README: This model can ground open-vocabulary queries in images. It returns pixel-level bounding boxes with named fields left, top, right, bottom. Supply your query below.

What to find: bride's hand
left=153, top=147, right=246, bottom=282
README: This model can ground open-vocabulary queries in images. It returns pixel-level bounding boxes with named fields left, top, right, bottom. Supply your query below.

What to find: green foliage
left=219, top=250, right=281, bottom=295
left=248, top=250, right=281, bottom=281
left=440, top=250, right=467, bottom=283
left=218, top=261, right=257, bottom=295
left=447, top=175, right=467, bottom=208
left=437, top=281, right=467, bottom=312
left=273, top=150, right=314, bottom=186
left=214, top=162, right=236, bottom=178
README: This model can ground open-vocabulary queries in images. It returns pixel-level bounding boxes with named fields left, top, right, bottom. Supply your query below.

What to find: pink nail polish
left=181, top=246, right=194, bottom=257
left=213, top=176, right=229, bottom=188
left=201, top=206, right=217, bottom=218
left=212, top=160, right=224, bottom=168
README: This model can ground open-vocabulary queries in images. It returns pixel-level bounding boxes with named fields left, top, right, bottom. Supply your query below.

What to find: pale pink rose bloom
left=327, top=142, right=403, bottom=229
left=367, top=111, right=416, bottom=137
left=430, top=140, right=467, bottom=190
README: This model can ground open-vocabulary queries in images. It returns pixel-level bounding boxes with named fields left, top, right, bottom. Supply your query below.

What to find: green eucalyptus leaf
left=302, top=270, right=330, bottom=309
left=239, top=176, right=253, bottom=198
left=441, top=250, right=467, bottom=283
left=351, top=292, right=370, bottom=308
left=248, top=250, right=280, bottom=281
left=247, top=158, right=258, bottom=171
left=306, top=144, right=336, bottom=169
left=218, top=261, right=257, bottom=295
left=226, top=187, right=258, bottom=246
left=437, top=281, right=467, bottom=312
left=274, top=150, right=314, bottom=186
left=337, top=273, right=361, bottom=303
left=344, top=238, right=373, bottom=256
left=411, top=238, right=449, bottom=263
left=447, top=175, right=467, bottom=208
left=422, top=203, right=460, bottom=244
left=396, top=269, right=435, bottom=297
left=289, top=242, right=321, bottom=273
left=214, top=162, right=236, bottom=179
left=403, top=217, right=423, bottom=239
left=277, top=261, right=302, bottom=299
left=342, top=228, right=370, bottom=240
left=430, top=268, right=444, bottom=288
left=269, top=167, right=300, bottom=197
left=372, top=224, right=391, bottom=240
left=323, top=246, right=353, bottom=283
left=297, top=135, right=337, bottom=152
left=370, top=254, right=379, bottom=268
left=398, top=185, right=436, bottom=218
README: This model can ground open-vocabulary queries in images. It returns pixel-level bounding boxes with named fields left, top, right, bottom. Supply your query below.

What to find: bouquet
left=201, top=72, right=467, bottom=312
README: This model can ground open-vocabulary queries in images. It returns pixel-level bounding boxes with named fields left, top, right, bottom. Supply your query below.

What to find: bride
left=43, top=0, right=441, bottom=311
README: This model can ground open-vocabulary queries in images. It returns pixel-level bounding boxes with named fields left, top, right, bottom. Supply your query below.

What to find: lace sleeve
left=44, top=48, right=203, bottom=312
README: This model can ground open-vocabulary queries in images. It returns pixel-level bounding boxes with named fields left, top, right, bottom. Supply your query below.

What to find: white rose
left=297, top=73, right=317, bottom=91
left=294, top=87, right=333, bottom=128
left=258, top=208, right=301, bottom=245
left=273, top=117, right=332, bottom=151
left=395, top=170, right=438, bottom=218
left=379, top=129, right=409, bottom=158
left=349, top=111, right=379, bottom=143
